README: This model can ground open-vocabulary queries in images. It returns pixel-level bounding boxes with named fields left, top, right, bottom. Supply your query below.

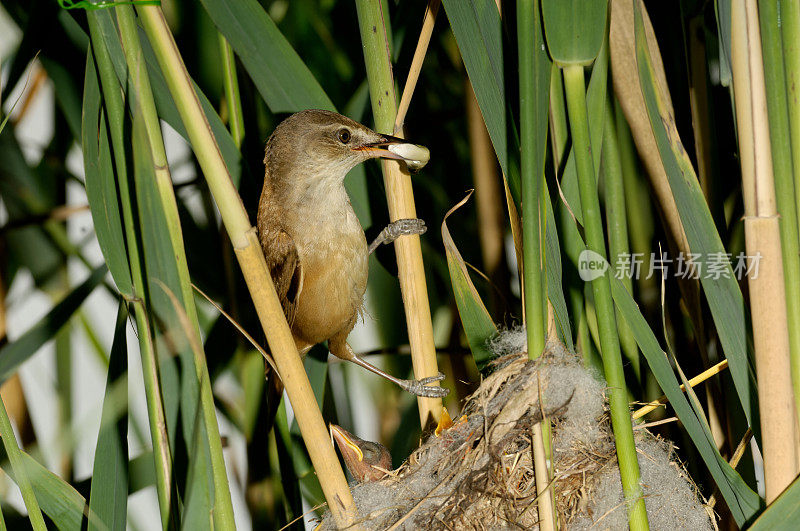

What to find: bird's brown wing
left=260, top=228, right=302, bottom=324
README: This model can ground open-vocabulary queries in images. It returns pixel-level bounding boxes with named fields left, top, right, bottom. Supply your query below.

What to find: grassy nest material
left=320, top=331, right=715, bottom=530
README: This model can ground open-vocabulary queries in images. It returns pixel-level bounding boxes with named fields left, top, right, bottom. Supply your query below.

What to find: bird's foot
left=398, top=372, right=449, bottom=398
left=368, top=218, right=427, bottom=254
left=386, top=218, right=427, bottom=239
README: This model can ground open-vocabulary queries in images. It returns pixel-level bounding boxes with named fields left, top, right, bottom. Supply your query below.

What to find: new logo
left=578, top=249, right=608, bottom=281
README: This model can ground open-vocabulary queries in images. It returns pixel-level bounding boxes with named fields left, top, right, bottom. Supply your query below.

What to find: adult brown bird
left=258, top=109, right=448, bottom=398
left=330, top=424, right=391, bottom=483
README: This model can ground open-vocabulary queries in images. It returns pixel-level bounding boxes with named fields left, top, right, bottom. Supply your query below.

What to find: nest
left=320, top=331, right=716, bottom=530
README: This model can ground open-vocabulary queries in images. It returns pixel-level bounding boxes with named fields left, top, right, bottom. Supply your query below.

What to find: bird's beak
left=354, top=135, right=430, bottom=170
left=353, top=134, right=406, bottom=160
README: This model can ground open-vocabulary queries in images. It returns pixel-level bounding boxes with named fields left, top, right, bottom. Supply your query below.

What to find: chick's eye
left=337, top=129, right=351, bottom=144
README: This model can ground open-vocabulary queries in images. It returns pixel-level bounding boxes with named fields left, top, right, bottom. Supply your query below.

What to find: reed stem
left=518, top=5, right=556, bottom=527
left=355, top=0, right=444, bottom=427
left=86, top=14, right=174, bottom=526
left=730, top=0, right=798, bottom=502
left=116, top=6, right=236, bottom=527
left=782, top=0, right=800, bottom=240
left=518, top=0, right=547, bottom=360
left=758, top=0, right=800, bottom=431
left=563, top=64, right=648, bottom=530
left=136, top=6, right=359, bottom=526
left=602, top=99, right=640, bottom=380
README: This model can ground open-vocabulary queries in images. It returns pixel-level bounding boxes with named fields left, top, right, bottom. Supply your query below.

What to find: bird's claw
left=369, top=218, right=428, bottom=254
left=418, top=372, right=446, bottom=385
left=385, top=218, right=427, bottom=240
left=400, top=372, right=449, bottom=398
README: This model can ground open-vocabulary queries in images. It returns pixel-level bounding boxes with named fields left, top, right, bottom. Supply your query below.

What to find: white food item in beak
left=388, top=143, right=430, bottom=171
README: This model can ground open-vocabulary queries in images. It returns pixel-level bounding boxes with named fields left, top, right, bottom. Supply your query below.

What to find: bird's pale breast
left=290, top=206, right=368, bottom=345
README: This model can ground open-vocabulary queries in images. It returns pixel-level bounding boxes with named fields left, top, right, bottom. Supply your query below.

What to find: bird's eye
left=337, top=129, right=352, bottom=144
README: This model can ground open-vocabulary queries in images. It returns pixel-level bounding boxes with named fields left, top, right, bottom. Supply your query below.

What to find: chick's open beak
left=330, top=424, right=364, bottom=462
left=330, top=424, right=391, bottom=483
left=354, top=134, right=430, bottom=170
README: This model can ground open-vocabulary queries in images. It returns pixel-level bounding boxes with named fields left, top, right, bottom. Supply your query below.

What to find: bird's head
left=330, top=424, right=392, bottom=483
left=264, top=109, right=429, bottom=192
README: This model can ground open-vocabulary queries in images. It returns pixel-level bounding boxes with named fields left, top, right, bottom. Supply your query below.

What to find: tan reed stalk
left=730, top=0, right=799, bottom=503
left=531, top=420, right=555, bottom=531
left=394, top=0, right=439, bottom=133
left=633, top=359, right=729, bottom=419
left=135, top=6, right=359, bottom=527
left=356, top=0, right=444, bottom=427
